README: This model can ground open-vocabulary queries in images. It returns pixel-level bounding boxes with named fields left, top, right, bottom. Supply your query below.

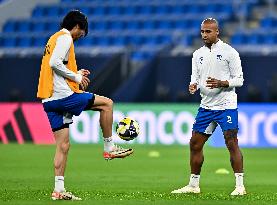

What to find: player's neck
left=205, top=39, right=219, bottom=49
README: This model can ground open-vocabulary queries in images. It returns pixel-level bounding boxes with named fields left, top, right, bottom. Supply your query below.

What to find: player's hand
left=79, top=69, right=90, bottom=77
left=206, top=77, right=228, bottom=89
left=80, top=76, right=90, bottom=91
left=189, top=83, right=197, bottom=94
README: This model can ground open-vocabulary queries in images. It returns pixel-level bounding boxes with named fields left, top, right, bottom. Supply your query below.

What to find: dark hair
left=61, top=10, right=88, bottom=36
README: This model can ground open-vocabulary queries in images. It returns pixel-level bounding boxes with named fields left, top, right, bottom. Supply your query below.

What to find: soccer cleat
left=103, top=144, right=134, bottom=160
left=171, top=185, right=200, bottom=194
left=230, top=186, right=246, bottom=196
left=51, top=191, right=82, bottom=200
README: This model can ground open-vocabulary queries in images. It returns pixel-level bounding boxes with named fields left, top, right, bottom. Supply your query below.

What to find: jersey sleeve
left=49, top=34, right=82, bottom=83
left=190, top=52, right=200, bottom=87
left=228, top=49, right=244, bottom=88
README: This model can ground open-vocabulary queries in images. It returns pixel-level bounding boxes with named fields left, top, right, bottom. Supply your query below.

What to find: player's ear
left=216, top=29, right=219, bottom=36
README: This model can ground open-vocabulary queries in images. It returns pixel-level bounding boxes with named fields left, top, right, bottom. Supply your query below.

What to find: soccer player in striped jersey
left=171, top=18, right=246, bottom=196
left=37, top=10, right=133, bottom=200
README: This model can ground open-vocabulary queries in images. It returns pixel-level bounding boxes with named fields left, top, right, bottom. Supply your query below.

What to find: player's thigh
left=43, top=93, right=94, bottom=115
left=64, top=92, right=95, bottom=114
left=90, top=94, right=113, bottom=110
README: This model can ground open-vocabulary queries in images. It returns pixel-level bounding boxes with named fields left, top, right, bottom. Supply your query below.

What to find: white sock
left=235, top=173, right=244, bottom=187
left=54, top=176, right=65, bottom=192
left=189, top=174, right=200, bottom=187
left=103, top=136, right=115, bottom=152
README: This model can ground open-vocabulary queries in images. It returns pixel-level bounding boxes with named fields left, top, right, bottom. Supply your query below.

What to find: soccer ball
left=116, top=117, right=139, bottom=141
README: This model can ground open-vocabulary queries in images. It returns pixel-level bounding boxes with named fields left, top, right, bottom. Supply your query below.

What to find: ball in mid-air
left=116, top=117, right=139, bottom=141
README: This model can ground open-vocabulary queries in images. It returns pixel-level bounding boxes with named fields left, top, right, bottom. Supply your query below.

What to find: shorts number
left=227, top=116, right=232, bottom=124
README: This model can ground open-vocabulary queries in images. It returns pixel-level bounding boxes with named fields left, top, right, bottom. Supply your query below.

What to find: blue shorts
left=192, top=107, right=238, bottom=135
left=43, top=92, right=95, bottom=131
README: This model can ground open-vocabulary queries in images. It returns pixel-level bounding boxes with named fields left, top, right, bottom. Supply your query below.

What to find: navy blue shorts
left=192, top=107, right=238, bottom=135
left=43, top=92, right=95, bottom=131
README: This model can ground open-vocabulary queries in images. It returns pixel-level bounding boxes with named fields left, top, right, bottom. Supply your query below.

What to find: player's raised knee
left=104, top=98, right=113, bottom=110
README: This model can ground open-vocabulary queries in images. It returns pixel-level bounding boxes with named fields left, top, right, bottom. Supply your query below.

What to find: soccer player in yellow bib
left=37, top=10, right=133, bottom=200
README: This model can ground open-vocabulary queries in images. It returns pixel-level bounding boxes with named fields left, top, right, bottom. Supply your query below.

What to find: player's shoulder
left=220, top=40, right=239, bottom=55
left=193, top=46, right=205, bottom=56
left=59, top=33, right=72, bottom=41
left=56, top=29, right=72, bottom=41
left=55, top=32, right=72, bottom=48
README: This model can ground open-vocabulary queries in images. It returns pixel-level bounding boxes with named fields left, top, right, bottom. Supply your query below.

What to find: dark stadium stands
left=231, top=15, right=277, bottom=45
left=0, top=0, right=267, bottom=61
left=0, top=0, right=276, bottom=103
left=231, top=33, right=277, bottom=45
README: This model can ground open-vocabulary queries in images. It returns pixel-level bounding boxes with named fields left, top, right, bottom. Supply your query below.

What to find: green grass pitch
left=0, top=144, right=277, bottom=205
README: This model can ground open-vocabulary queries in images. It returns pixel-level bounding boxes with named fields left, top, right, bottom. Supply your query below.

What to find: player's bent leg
left=90, top=95, right=113, bottom=137
left=90, top=95, right=134, bottom=160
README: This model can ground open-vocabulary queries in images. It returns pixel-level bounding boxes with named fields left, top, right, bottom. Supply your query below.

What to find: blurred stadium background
left=0, top=0, right=277, bottom=204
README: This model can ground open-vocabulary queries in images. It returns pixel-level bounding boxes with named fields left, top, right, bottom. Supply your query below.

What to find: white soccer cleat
left=230, top=186, right=246, bottom=196
left=103, top=144, right=133, bottom=160
left=171, top=185, right=200, bottom=194
left=51, top=191, right=82, bottom=200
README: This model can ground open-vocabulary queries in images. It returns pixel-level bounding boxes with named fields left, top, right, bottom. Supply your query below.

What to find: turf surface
left=0, top=144, right=276, bottom=204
